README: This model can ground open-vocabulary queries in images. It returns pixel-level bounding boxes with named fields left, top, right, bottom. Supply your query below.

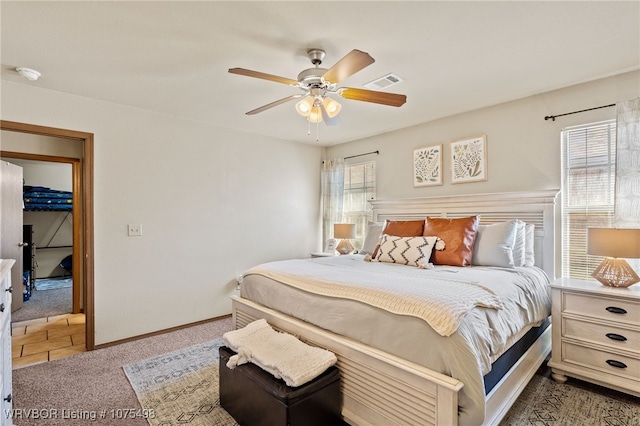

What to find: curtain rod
left=345, top=150, right=379, bottom=160
left=544, top=103, right=615, bottom=121
left=322, top=150, right=379, bottom=164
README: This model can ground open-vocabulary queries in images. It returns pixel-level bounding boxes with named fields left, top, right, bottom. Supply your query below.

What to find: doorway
left=0, top=120, right=94, bottom=351
left=3, top=158, right=76, bottom=319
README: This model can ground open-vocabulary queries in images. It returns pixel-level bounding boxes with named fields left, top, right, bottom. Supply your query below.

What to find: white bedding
left=247, top=260, right=504, bottom=337
left=240, top=254, right=551, bottom=425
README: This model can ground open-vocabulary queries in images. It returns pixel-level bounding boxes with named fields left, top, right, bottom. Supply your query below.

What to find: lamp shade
left=307, top=105, right=323, bottom=123
left=334, top=223, right=356, bottom=239
left=295, top=96, right=314, bottom=117
left=322, top=98, right=342, bottom=118
left=587, top=228, right=640, bottom=258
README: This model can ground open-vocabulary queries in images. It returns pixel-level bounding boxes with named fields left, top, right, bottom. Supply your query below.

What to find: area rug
left=125, top=339, right=639, bottom=426
left=34, top=276, right=72, bottom=290
left=123, top=338, right=238, bottom=426
left=500, top=372, right=640, bottom=425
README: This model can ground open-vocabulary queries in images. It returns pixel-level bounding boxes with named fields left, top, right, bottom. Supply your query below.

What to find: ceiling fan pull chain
left=316, top=121, right=320, bottom=143
left=307, top=120, right=311, bottom=136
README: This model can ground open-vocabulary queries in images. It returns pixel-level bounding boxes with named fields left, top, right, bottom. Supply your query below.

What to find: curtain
left=321, top=158, right=345, bottom=247
left=614, top=97, right=640, bottom=271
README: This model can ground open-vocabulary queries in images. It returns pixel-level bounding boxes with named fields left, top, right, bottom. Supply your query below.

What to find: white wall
left=5, top=157, right=73, bottom=192
left=326, top=70, right=640, bottom=199
left=1, top=81, right=322, bottom=344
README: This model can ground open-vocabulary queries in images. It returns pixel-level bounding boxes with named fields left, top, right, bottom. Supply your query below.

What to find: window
left=342, top=161, right=376, bottom=251
left=562, top=120, right=616, bottom=279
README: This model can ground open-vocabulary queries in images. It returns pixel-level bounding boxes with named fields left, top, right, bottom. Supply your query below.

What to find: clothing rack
left=544, top=103, right=615, bottom=121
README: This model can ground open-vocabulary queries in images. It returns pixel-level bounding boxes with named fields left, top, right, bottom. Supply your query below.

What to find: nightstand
left=548, top=278, right=640, bottom=397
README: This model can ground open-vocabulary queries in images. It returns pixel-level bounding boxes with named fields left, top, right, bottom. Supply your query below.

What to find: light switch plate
left=127, top=224, right=142, bottom=236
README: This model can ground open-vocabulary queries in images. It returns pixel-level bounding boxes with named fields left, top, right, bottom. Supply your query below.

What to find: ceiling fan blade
left=228, top=68, right=299, bottom=86
left=320, top=103, right=340, bottom=126
left=338, top=87, right=407, bottom=107
left=246, top=94, right=303, bottom=115
left=322, top=49, right=375, bottom=84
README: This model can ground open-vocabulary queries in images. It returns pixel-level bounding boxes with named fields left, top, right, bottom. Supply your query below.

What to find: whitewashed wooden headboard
left=370, top=190, right=560, bottom=279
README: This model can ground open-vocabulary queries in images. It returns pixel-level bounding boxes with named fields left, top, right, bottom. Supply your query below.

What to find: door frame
left=3, top=154, right=81, bottom=313
left=0, top=120, right=94, bottom=351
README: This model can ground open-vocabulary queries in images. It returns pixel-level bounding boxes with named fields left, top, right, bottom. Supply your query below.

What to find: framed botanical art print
left=450, top=134, right=487, bottom=184
left=413, top=144, right=442, bottom=187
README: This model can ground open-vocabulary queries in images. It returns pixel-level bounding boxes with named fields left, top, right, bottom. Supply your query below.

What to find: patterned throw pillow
left=371, top=219, right=426, bottom=258
left=374, top=235, right=440, bottom=268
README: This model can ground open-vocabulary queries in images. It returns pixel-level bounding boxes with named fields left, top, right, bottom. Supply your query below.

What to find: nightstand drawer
left=563, top=292, right=640, bottom=326
left=562, top=342, right=640, bottom=383
left=563, top=317, right=640, bottom=355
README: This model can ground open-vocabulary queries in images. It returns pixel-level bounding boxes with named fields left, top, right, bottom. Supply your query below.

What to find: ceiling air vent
left=364, top=73, right=404, bottom=91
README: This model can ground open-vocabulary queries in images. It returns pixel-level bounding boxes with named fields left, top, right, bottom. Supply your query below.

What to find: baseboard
left=94, top=314, right=231, bottom=350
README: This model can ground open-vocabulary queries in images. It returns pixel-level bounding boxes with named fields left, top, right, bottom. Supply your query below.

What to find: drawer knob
left=605, top=333, right=627, bottom=342
left=3, top=394, right=10, bottom=403
left=605, top=306, right=627, bottom=315
left=606, top=359, right=627, bottom=369
left=0, top=303, right=4, bottom=313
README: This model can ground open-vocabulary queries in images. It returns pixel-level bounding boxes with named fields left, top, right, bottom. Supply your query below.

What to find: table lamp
left=587, top=227, right=640, bottom=287
left=334, top=223, right=356, bottom=255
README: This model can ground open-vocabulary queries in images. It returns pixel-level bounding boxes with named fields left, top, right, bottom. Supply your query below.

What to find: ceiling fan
left=228, top=49, right=407, bottom=127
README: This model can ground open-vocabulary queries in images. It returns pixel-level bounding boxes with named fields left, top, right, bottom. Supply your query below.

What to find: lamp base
left=592, top=257, right=640, bottom=288
left=336, top=239, right=354, bottom=255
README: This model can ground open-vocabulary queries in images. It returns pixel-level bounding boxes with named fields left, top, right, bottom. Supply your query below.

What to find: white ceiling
left=1, top=1, right=639, bottom=146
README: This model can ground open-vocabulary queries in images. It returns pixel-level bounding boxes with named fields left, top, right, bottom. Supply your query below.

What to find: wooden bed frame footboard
left=232, top=296, right=463, bottom=425
left=232, top=296, right=552, bottom=426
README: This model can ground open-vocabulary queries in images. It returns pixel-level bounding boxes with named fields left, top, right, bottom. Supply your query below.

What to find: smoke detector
left=16, top=67, right=41, bottom=81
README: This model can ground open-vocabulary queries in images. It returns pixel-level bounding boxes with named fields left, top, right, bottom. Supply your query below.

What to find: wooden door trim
left=0, top=120, right=94, bottom=351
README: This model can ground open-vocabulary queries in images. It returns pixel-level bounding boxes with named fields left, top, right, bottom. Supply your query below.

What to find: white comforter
left=241, top=254, right=551, bottom=425
left=248, top=260, right=504, bottom=337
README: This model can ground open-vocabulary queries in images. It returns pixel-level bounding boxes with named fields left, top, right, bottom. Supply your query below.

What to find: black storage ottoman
left=219, top=345, right=342, bottom=426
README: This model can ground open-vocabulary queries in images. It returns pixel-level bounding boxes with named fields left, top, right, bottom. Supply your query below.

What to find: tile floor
left=11, top=313, right=86, bottom=369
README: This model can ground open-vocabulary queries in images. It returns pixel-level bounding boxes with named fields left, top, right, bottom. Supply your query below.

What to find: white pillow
left=512, top=219, right=526, bottom=267
left=360, top=222, right=384, bottom=255
left=472, top=220, right=518, bottom=268
left=374, top=235, right=438, bottom=268
left=524, top=223, right=535, bottom=266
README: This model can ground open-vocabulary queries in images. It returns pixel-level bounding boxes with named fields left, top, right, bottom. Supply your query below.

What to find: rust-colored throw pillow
left=371, top=219, right=426, bottom=258
left=382, top=219, right=425, bottom=237
left=423, top=216, right=480, bottom=266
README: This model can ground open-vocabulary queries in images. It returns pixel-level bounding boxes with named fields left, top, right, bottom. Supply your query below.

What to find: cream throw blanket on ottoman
left=223, top=319, right=337, bottom=387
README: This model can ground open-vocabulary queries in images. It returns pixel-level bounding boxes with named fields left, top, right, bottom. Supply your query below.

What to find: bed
left=23, top=185, right=73, bottom=211
left=232, top=190, right=559, bottom=426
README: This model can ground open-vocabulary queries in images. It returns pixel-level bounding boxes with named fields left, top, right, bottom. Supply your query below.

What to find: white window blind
left=342, top=161, right=376, bottom=251
left=561, top=120, right=616, bottom=279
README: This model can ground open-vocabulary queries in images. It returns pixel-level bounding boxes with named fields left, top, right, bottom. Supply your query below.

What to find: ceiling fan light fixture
left=307, top=105, right=323, bottom=123
left=323, top=98, right=342, bottom=118
left=295, top=96, right=314, bottom=117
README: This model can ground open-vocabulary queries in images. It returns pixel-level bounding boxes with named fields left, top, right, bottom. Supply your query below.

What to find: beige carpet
left=11, top=317, right=234, bottom=426
left=123, top=339, right=237, bottom=426
left=11, top=316, right=639, bottom=425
